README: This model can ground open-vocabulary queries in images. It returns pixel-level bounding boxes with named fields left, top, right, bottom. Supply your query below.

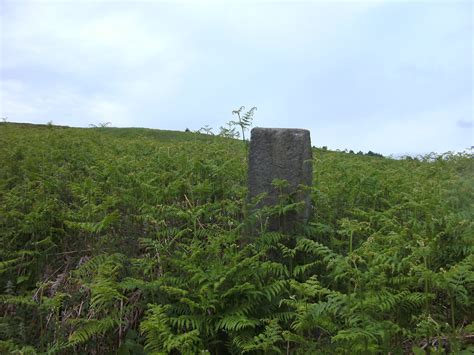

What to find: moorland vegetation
left=0, top=120, right=473, bottom=354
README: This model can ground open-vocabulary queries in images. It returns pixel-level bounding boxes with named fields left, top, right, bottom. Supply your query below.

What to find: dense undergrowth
left=0, top=122, right=473, bottom=354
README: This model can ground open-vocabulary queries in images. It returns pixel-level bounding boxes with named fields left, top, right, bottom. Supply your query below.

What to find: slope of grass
left=0, top=123, right=473, bottom=354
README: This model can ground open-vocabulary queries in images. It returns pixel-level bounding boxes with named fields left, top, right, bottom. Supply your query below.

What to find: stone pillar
left=248, top=128, right=312, bottom=233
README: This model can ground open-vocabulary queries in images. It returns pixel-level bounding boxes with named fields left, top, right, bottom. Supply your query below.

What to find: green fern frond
left=215, top=315, right=260, bottom=332
left=68, top=317, right=118, bottom=345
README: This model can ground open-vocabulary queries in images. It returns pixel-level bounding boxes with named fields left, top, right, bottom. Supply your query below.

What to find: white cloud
left=312, top=97, right=473, bottom=155
left=0, top=80, right=134, bottom=127
left=1, top=0, right=197, bottom=125
left=88, top=99, right=130, bottom=126
left=2, top=2, right=182, bottom=70
left=0, top=80, right=40, bottom=117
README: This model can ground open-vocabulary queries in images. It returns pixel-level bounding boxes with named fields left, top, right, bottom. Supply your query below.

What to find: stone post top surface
left=251, top=127, right=310, bottom=134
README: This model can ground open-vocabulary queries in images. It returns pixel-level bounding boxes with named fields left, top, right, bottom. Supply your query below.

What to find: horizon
left=3, top=119, right=472, bottom=159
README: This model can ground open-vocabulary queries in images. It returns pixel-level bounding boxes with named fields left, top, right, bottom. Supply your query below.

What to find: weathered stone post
left=248, top=128, right=312, bottom=233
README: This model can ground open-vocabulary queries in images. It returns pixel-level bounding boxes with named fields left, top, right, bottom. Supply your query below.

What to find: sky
left=0, top=0, right=472, bottom=156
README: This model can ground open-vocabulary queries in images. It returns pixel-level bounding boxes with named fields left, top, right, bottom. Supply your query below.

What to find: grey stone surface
left=248, top=127, right=312, bottom=232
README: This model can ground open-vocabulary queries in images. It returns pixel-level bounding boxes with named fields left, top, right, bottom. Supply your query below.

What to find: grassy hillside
left=1, top=123, right=473, bottom=354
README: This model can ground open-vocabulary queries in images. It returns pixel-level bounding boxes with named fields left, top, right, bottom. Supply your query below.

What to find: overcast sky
left=1, top=0, right=472, bottom=155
